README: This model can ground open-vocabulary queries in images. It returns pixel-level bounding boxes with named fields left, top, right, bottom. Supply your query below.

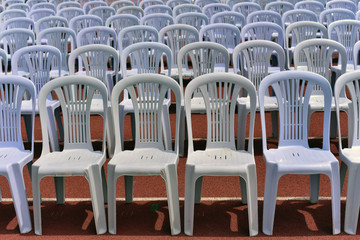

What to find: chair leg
left=309, top=174, right=320, bottom=204
left=262, top=163, right=279, bottom=236
left=106, top=107, right=115, bottom=158
left=240, top=177, right=247, bottom=204
left=87, top=165, right=107, bottom=235
left=194, top=176, right=203, bottom=204
left=32, top=166, right=42, bottom=235
left=54, top=177, right=65, bottom=204
left=329, top=162, right=341, bottom=235
left=179, top=106, right=186, bottom=157
left=124, top=176, right=133, bottom=203
left=184, top=164, right=197, bottom=236
left=162, top=104, right=172, bottom=151
left=340, top=161, right=348, bottom=193
left=237, top=103, right=248, bottom=150
left=163, top=164, right=181, bottom=235
left=24, top=114, right=32, bottom=143
left=107, top=164, right=117, bottom=234
left=7, top=164, right=32, bottom=234
left=245, top=164, right=258, bottom=237
left=344, top=164, right=360, bottom=235
left=47, top=106, right=60, bottom=151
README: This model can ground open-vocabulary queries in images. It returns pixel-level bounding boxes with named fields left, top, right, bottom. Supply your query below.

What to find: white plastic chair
left=3, top=0, right=23, bottom=9
left=139, top=0, right=164, bottom=9
left=226, top=0, right=251, bottom=9
left=167, top=0, right=191, bottom=8
left=0, top=9, right=26, bottom=22
left=246, top=10, right=282, bottom=26
left=144, top=4, right=173, bottom=15
left=36, top=27, right=76, bottom=78
left=334, top=70, right=360, bottom=235
left=241, top=22, right=284, bottom=47
left=105, top=14, right=139, bottom=35
left=282, top=9, right=318, bottom=30
left=184, top=72, right=258, bottom=236
left=233, top=40, right=285, bottom=150
left=354, top=41, right=360, bottom=70
left=83, top=0, right=107, bottom=14
left=110, top=0, right=134, bottom=11
left=259, top=70, right=341, bottom=235
left=194, top=0, right=218, bottom=8
left=326, top=0, right=357, bottom=13
left=202, top=3, right=231, bottom=19
left=56, top=1, right=81, bottom=12
left=34, top=16, right=68, bottom=35
left=0, top=49, right=8, bottom=74
left=294, top=39, right=349, bottom=138
left=31, top=2, right=56, bottom=11
left=232, top=2, right=261, bottom=19
left=108, top=73, right=182, bottom=235
left=140, top=13, right=174, bottom=32
left=26, top=0, right=46, bottom=8
left=294, top=1, right=324, bottom=16
left=210, top=11, right=245, bottom=28
left=0, top=29, right=35, bottom=63
left=7, top=3, right=29, bottom=12
left=118, top=25, right=158, bottom=53
left=57, top=7, right=85, bottom=22
left=264, top=1, right=294, bottom=15
left=285, top=21, right=328, bottom=69
left=116, top=6, right=144, bottom=18
left=0, top=75, right=35, bottom=234
left=158, top=24, right=199, bottom=78
left=69, top=15, right=103, bottom=35
left=32, top=75, right=108, bottom=235
left=172, top=3, right=201, bottom=18
left=319, top=8, right=355, bottom=27
left=175, top=12, right=208, bottom=31
left=28, top=8, right=55, bottom=22
left=76, top=26, right=117, bottom=48
left=89, top=6, right=116, bottom=25
left=1, top=17, right=34, bottom=31
left=253, top=0, right=277, bottom=9
left=177, top=42, right=229, bottom=155
left=68, top=44, right=119, bottom=156
left=12, top=45, right=63, bottom=154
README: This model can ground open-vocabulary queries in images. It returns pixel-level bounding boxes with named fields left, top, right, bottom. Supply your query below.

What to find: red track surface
left=0, top=111, right=358, bottom=239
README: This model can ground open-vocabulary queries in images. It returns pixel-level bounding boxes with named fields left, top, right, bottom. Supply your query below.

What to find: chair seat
left=120, top=97, right=171, bottom=112
left=0, top=148, right=32, bottom=170
left=238, top=95, right=278, bottom=111
left=341, top=147, right=360, bottom=163
left=20, top=99, right=60, bottom=114
left=309, top=95, right=350, bottom=111
left=33, top=149, right=104, bottom=176
left=109, top=148, right=177, bottom=175
left=187, top=148, right=255, bottom=176
left=265, top=146, right=338, bottom=173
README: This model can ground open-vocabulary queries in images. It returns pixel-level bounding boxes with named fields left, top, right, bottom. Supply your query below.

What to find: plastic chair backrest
left=328, top=20, right=360, bottom=65
left=76, top=26, right=117, bottom=48
left=69, top=15, right=103, bottom=35
left=105, top=14, right=139, bottom=35
left=259, top=70, right=331, bottom=150
left=26, top=0, right=46, bottom=8
left=326, top=0, right=357, bottom=13
left=334, top=71, right=360, bottom=149
left=0, top=9, right=26, bottom=22
left=232, top=2, right=261, bottom=18
left=139, top=0, right=164, bottom=9
left=177, top=42, right=229, bottom=91
left=28, top=8, right=55, bottom=22
left=3, top=0, right=24, bottom=9
left=282, top=9, right=318, bottom=29
left=2, top=17, right=34, bottom=30
left=241, top=21, right=284, bottom=47
left=167, top=0, right=192, bottom=8
left=265, top=1, right=294, bottom=15
left=31, top=2, right=56, bottom=11
left=226, top=0, right=251, bottom=9
left=83, top=0, right=107, bottom=14
left=12, top=45, right=61, bottom=97
left=116, top=6, right=144, bottom=18
left=57, top=1, right=81, bottom=12
left=210, top=11, right=245, bottom=28
left=159, top=24, right=199, bottom=69
left=0, top=75, right=36, bottom=151
left=144, top=5, right=172, bottom=15
left=36, top=27, right=76, bottom=72
left=194, top=0, right=219, bottom=8
left=294, top=38, right=347, bottom=92
left=89, top=6, right=116, bottom=24
left=110, top=0, right=135, bottom=11
left=175, top=12, right=208, bottom=31
left=199, top=23, right=240, bottom=52
left=57, top=7, right=85, bottom=22
left=112, top=73, right=181, bottom=152
left=140, top=13, right=174, bottom=32
left=7, top=3, right=29, bottom=12
left=172, top=4, right=201, bottom=18
left=0, top=49, right=8, bottom=74
left=0, top=29, right=35, bottom=57
left=38, top=75, right=107, bottom=153
left=185, top=72, right=256, bottom=152
left=246, top=10, right=282, bottom=26
left=202, top=3, right=231, bottom=19
left=118, top=25, right=158, bottom=52
left=233, top=40, right=285, bottom=91
left=294, top=1, right=324, bottom=16
left=35, top=16, right=68, bottom=34
left=319, top=8, right=355, bottom=25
